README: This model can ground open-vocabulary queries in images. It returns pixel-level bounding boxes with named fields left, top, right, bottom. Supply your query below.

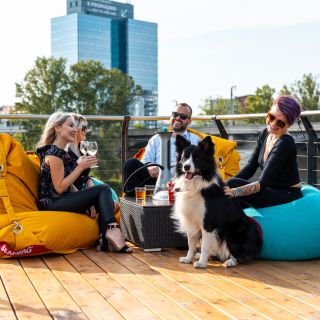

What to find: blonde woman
left=36, top=112, right=132, bottom=253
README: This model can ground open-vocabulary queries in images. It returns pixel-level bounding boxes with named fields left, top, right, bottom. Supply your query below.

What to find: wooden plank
left=66, top=250, right=159, bottom=320
left=20, top=257, right=89, bottom=320
left=248, top=260, right=320, bottom=298
left=110, top=250, right=230, bottom=320
left=133, top=250, right=267, bottom=319
left=84, top=249, right=196, bottom=320
left=0, top=259, right=51, bottom=320
left=0, top=274, right=17, bottom=320
left=42, top=255, right=123, bottom=320
left=230, top=260, right=320, bottom=319
left=262, top=260, right=320, bottom=293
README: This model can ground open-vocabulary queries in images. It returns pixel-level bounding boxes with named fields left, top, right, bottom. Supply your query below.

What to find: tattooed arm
left=224, top=182, right=261, bottom=198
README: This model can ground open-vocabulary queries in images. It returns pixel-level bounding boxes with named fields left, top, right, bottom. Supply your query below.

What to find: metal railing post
left=212, top=116, right=229, bottom=139
left=300, top=116, right=318, bottom=185
left=121, top=115, right=131, bottom=177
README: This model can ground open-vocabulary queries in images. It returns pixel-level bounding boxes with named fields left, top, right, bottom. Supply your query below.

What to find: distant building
left=51, top=0, right=158, bottom=116
left=0, top=105, right=22, bottom=134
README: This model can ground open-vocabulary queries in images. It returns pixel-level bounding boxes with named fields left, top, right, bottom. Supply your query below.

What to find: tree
left=15, top=56, right=71, bottom=114
left=288, top=73, right=320, bottom=111
left=14, top=57, right=72, bottom=149
left=197, top=96, right=239, bottom=126
left=69, top=61, right=137, bottom=116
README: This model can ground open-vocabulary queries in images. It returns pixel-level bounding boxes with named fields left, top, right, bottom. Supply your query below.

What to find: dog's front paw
left=222, top=258, right=238, bottom=268
left=179, top=256, right=192, bottom=264
left=193, top=261, right=207, bottom=269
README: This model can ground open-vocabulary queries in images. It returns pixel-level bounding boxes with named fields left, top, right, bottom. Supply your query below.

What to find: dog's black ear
left=175, top=134, right=191, bottom=155
left=198, top=136, right=214, bottom=155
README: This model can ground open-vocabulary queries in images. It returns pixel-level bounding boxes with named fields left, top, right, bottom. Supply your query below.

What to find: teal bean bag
left=244, top=184, right=320, bottom=260
left=90, top=177, right=119, bottom=203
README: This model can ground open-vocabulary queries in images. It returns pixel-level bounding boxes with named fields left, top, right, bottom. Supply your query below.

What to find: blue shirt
left=141, top=131, right=201, bottom=174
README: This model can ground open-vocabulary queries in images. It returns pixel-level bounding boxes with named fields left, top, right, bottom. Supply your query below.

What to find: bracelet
left=233, top=187, right=241, bottom=197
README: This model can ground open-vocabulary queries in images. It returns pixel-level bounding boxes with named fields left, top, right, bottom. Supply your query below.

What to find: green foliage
left=289, top=73, right=320, bottom=111
left=246, top=85, right=275, bottom=114
left=68, top=61, right=136, bottom=115
left=197, top=96, right=240, bottom=125
left=15, top=56, right=72, bottom=114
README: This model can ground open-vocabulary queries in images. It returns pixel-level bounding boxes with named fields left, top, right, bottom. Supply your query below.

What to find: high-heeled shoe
left=105, top=224, right=133, bottom=253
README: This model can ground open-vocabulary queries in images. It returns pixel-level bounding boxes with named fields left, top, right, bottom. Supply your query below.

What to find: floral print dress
left=36, top=145, right=77, bottom=210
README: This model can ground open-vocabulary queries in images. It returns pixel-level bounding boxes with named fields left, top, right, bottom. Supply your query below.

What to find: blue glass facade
left=52, top=13, right=112, bottom=68
left=126, top=20, right=158, bottom=94
left=51, top=0, right=158, bottom=116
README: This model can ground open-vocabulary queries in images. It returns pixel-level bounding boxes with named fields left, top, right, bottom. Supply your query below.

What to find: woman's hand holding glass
left=77, top=155, right=97, bottom=170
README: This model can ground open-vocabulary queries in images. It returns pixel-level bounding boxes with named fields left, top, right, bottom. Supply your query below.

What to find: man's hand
left=147, top=165, right=159, bottom=178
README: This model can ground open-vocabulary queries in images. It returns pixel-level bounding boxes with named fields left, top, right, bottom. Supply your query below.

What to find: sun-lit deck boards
left=0, top=248, right=320, bottom=319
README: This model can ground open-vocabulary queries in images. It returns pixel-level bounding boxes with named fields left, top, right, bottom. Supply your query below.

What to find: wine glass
left=79, top=140, right=89, bottom=155
left=87, top=141, right=99, bottom=168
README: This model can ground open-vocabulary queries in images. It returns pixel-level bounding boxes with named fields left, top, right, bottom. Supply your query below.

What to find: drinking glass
left=87, top=141, right=99, bottom=168
left=79, top=140, right=89, bottom=155
left=135, top=187, right=146, bottom=202
left=145, top=185, right=155, bottom=198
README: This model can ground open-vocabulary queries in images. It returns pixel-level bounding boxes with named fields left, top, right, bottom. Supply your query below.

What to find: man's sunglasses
left=266, top=112, right=287, bottom=129
left=172, top=111, right=190, bottom=120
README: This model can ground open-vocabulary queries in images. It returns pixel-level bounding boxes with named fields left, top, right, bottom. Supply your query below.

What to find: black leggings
left=123, top=158, right=157, bottom=197
left=227, top=177, right=303, bottom=209
left=45, top=184, right=115, bottom=236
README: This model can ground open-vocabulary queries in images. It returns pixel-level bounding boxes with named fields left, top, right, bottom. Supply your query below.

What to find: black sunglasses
left=266, top=112, right=287, bottom=129
left=80, top=125, right=88, bottom=132
left=172, top=111, right=190, bottom=120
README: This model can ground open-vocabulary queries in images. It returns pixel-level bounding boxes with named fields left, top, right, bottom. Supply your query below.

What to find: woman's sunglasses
left=172, top=111, right=190, bottom=120
left=266, top=112, right=287, bottom=129
left=80, top=125, right=88, bottom=132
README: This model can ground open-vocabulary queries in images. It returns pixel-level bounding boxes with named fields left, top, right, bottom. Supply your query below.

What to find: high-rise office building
left=51, top=0, right=158, bottom=116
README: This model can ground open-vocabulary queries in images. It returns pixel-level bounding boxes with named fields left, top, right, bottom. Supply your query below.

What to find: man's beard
left=171, top=121, right=187, bottom=133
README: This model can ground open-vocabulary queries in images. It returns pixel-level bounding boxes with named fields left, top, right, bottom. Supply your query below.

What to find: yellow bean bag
left=187, top=128, right=240, bottom=180
left=0, top=133, right=102, bottom=258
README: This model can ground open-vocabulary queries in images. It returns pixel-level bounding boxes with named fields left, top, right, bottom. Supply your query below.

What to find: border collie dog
left=172, top=135, right=262, bottom=268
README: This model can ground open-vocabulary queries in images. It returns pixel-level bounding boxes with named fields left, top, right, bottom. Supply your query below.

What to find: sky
left=1, top=0, right=320, bottom=115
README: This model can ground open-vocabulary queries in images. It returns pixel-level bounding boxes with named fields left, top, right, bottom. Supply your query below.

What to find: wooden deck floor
left=1, top=247, right=320, bottom=320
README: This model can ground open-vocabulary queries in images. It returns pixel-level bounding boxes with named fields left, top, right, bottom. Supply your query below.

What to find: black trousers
left=45, top=184, right=115, bottom=237
left=122, top=158, right=157, bottom=197
left=227, top=177, right=303, bottom=209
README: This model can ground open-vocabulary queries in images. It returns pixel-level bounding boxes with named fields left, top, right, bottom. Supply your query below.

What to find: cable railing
left=1, top=111, right=320, bottom=192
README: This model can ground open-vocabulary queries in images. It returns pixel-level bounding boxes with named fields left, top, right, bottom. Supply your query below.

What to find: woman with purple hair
left=224, top=95, right=303, bottom=208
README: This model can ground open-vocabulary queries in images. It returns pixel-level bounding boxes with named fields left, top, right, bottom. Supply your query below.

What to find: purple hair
left=273, top=95, right=302, bottom=126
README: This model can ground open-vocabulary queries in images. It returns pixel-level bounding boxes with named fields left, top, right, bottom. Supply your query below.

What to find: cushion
left=244, top=184, right=320, bottom=260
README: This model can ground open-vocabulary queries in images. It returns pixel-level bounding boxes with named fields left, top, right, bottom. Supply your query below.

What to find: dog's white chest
left=173, top=191, right=206, bottom=234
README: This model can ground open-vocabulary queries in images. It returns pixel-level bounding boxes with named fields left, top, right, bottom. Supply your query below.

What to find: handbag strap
left=123, top=163, right=164, bottom=195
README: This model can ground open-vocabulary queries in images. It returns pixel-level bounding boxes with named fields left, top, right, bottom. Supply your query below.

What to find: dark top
left=36, top=145, right=77, bottom=209
left=67, top=146, right=90, bottom=190
left=236, top=128, right=300, bottom=189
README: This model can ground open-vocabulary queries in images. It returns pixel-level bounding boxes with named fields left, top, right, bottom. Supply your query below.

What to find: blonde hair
left=36, top=111, right=74, bottom=148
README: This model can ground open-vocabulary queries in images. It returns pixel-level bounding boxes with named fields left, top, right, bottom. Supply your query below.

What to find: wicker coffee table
left=120, top=197, right=187, bottom=251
